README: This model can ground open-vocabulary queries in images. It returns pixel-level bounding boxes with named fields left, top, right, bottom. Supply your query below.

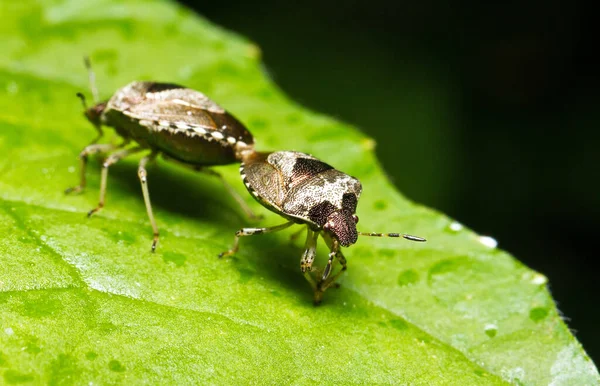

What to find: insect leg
left=321, top=248, right=347, bottom=282
left=218, top=221, right=294, bottom=258
left=160, top=154, right=263, bottom=222
left=90, top=124, right=104, bottom=145
left=300, top=227, right=322, bottom=298
left=321, top=250, right=347, bottom=288
left=138, top=151, right=160, bottom=252
left=197, top=168, right=263, bottom=221
left=313, top=238, right=347, bottom=304
left=321, top=250, right=338, bottom=282
left=87, top=146, right=144, bottom=217
left=300, top=227, right=318, bottom=272
left=65, top=143, right=120, bottom=194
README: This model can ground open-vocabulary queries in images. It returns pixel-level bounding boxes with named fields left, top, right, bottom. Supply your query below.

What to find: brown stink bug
left=219, top=150, right=426, bottom=304
left=66, top=58, right=259, bottom=251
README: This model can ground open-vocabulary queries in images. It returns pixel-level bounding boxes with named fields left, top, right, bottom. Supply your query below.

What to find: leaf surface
left=0, top=0, right=597, bottom=384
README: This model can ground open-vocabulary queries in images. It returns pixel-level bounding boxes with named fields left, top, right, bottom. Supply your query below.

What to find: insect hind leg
left=138, top=151, right=160, bottom=251
left=195, top=167, right=263, bottom=221
left=161, top=154, right=263, bottom=222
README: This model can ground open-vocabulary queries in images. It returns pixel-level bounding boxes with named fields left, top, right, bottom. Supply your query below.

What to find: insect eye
left=352, top=214, right=359, bottom=224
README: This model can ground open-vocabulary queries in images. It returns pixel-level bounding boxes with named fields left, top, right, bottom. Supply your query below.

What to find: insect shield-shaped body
left=101, top=82, right=255, bottom=165
left=220, top=151, right=426, bottom=304
left=67, top=61, right=258, bottom=251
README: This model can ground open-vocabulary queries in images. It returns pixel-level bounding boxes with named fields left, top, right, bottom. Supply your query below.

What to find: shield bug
left=66, top=58, right=259, bottom=251
left=219, top=151, right=426, bottom=304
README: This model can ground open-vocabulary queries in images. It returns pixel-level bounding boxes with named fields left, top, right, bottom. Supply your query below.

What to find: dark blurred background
left=180, top=0, right=599, bottom=362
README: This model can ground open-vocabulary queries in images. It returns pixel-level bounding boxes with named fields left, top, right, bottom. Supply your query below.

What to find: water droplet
left=22, top=298, right=62, bottom=317
left=428, top=258, right=462, bottom=276
left=390, top=319, right=408, bottom=331
left=248, top=118, right=267, bottom=129
left=25, top=342, right=41, bottom=354
left=378, top=248, right=394, bottom=258
left=5, top=327, right=14, bottom=336
left=286, top=112, right=302, bottom=124
left=397, top=269, right=419, bottom=287
left=108, top=360, right=126, bottom=372
left=162, top=251, right=186, bottom=267
left=448, top=221, right=463, bottom=232
left=67, top=166, right=75, bottom=173
left=246, top=43, right=262, bottom=59
left=478, top=235, right=498, bottom=248
left=361, top=138, right=376, bottom=151
left=484, top=323, right=498, bottom=338
left=531, top=273, right=547, bottom=285
left=529, top=307, right=549, bottom=322
left=373, top=200, right=387, bottom=211
left=107, top=229, right=136, bottom=245
left=237, top=267, right=255, bottom=284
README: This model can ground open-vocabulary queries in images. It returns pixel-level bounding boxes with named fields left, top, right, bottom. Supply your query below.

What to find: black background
left=179, top=0, right=599, bottom=363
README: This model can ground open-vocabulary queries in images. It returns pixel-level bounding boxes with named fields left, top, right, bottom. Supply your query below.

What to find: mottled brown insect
left=220, top=150, right=426, bottom=304
left=66, top=58, right=258, bottom=251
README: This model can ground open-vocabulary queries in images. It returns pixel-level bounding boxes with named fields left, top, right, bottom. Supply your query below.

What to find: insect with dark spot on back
left=219, top=150, right=426, bottom=304
left=66, top=58, right=259, bottom=251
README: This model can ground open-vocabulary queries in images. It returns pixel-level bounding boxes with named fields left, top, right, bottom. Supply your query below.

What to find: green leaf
left=0, top=0, right=597, bottom=384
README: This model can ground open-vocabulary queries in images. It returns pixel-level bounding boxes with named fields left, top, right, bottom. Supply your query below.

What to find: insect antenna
left=76, top=92, right=88, bottom=110
left=83, top=56, right=99, bottom=104
left=358, top=232, right=426, bottom=242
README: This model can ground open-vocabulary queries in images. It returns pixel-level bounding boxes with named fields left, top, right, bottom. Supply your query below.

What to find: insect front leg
left=300, top=227, right=321, bottom=297
left=138, top=151, right=160, bottom=252
left=218, top=221, right=294, bottom=258
left=321, top=249, right=347, bottom=286
left=300, top=228, right=318, bottom=272
left=65, top=143, right=121, bottom=194
left=313, top=238, right=347, bottom=304
left=87, top=146, right=144, bottom=217
left=89, top=124, right=104, bottom=145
